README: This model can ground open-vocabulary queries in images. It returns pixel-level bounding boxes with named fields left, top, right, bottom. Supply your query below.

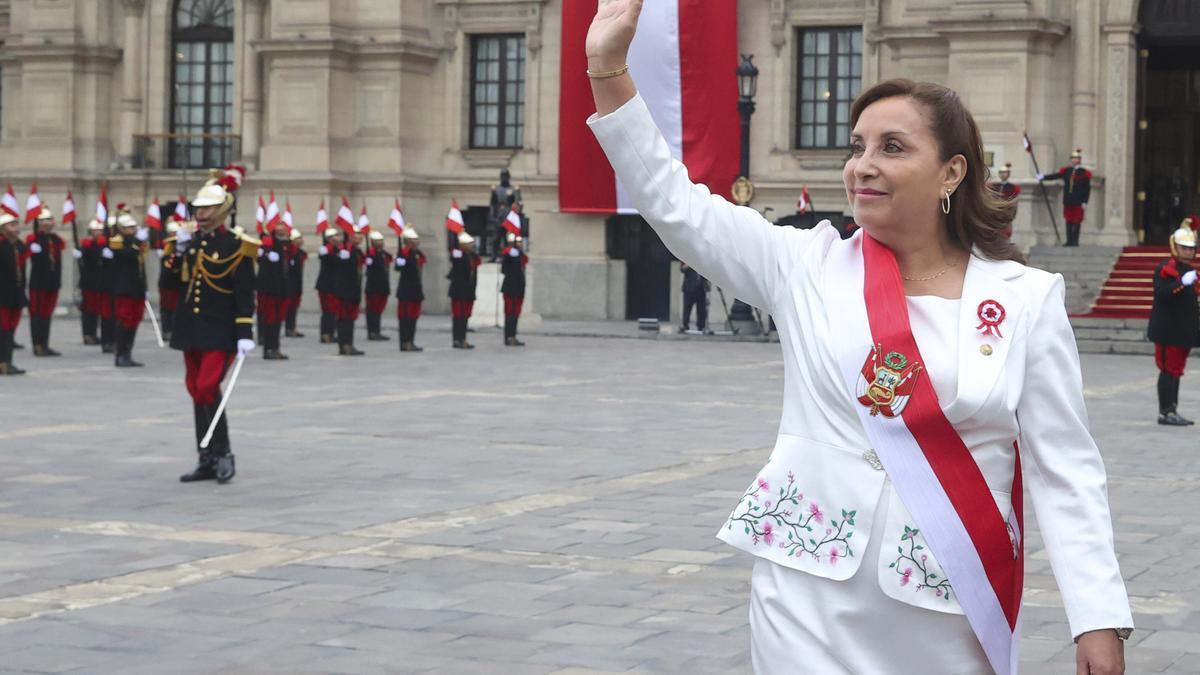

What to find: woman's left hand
left=1076, top=630, right=1124, bottom=675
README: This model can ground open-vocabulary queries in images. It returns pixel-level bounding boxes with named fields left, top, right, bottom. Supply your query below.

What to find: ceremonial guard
left=98, top=216, right=118, bottom=353
left=447, top=231, right=480, bottom=349
left=168, top=168, right=255, bottom=484
left=500, top=233, right=528, bottom=346
left=1148, top=220, right=1200, bottom=426
left=0, top=212, right=27, bottom=374
left=76, top=219, right=106, bottom=345
left=331, top=227, right=365, bottom=355
left=25, top=207, right=65, bottom=356
left=285, top=230, right=307, bottom=338
left=990, top=162, right=1021, bottom=239
left=158, top=221, right=185, bottom=342
left=108, top=207, right=150, bottom=368
left=256, top=220, right=291, bottom=360
left=394, top=226, right=426, bottom=352
left=680, top=261, right=710, bottom=334
left=315, top=227, right=341, bottom=343
left=488, top=169, right=523, bottom=259
left=363, top=230, right=393, bottom=341
left=1039, top=148, right=1092, bottom=247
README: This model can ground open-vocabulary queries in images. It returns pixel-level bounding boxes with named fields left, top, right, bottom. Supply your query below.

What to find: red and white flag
left=173, top=196, right=189, bottom=222
left=255, top=196, right=266, bottom=234
left=283, top=201, right=295, bottom=233
left=357, top=203, right=370, bottom=235
left=1022, top=131, right=1032, bottom=154
left=445, top=199, right=465, bottom=234
left=2, top=183, right=20, bottom=220
left=387, top=199, right=406, bottom=237
left=559, top=0, right=739, bottom=213
left=62, top=191, right=77, bottom=224
left=24, top=182, right=42, bottom=224
left=796, top=186, right=812, bottom=214
left=265, top=191, right=282, bottom=232
left=503, top=204, right=523, bottom=236
left=315, top=199, right=329, bottom=236
left=94, top=185, right=109, bottom=225
left=145, top=197, right=163, bottom=231
left=335, top=196, right=356, bottom=236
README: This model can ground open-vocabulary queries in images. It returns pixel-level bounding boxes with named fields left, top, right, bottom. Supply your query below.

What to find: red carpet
left=1072, top=246, right=1170, bottom=319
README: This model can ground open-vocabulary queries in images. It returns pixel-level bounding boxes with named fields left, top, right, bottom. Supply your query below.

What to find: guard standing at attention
left=1148, top=220, right=1200, bottom=426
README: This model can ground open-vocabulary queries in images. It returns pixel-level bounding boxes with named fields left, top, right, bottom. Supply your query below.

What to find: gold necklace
left=902, top=262, right=955, bottom=282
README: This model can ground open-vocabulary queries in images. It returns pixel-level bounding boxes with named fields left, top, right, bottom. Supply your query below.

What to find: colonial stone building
left=0, top=0, right=1196, bottom=320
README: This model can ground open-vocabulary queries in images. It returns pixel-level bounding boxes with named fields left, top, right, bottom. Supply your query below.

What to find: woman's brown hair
left=849, top=78, right=1024, bottom=264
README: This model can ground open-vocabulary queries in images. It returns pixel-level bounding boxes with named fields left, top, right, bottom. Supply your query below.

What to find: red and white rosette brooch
left=976, top=299, right=1006, bottom=338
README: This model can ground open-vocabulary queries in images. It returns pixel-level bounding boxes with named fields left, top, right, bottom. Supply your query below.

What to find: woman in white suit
left=584, top=2, right=1133, bottom=674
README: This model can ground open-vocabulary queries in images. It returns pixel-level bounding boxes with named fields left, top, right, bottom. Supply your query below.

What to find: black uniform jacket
left=256, top=235, right=289, bottom=297
left=364, top=246, right=393, bottom=296
left=332, top=245, right=364, bottom=304
left=1042, top=166, right=1092, bottom=205
left=447, top=250, right=480, bottom=301
left=286, top=246, right=307, bottom=297
left=1148, top=257, right=1200, bottom=347
left=26, top=233, right=64, bottom=292
left=167, top=226, right=257, bottom=352
left=80, top=237, right=105, bottom=292
left=682, top=265, right=708, bottom=295
left=315, top=244, right=335, bottom=294
left=109, top=234, right=148, bottom=298
left=500, top=248, right=527, bottom=297
left=394, top=247, right=426, bottom=302
left=159, top=241, right=184, bottom=291
left=0, top=238, right=28, bottom=309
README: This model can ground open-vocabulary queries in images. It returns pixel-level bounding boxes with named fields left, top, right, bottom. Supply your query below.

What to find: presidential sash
left=845, top=234, right=1024, bottom=675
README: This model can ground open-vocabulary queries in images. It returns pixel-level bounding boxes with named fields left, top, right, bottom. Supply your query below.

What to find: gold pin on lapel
left=980, top=344, right=993, bottom=356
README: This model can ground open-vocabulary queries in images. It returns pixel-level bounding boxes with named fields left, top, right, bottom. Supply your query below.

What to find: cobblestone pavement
left=0, top=323, right=1197, bottom=674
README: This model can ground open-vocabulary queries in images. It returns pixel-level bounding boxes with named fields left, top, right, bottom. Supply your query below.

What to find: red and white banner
left=173, top=196, right=189, bottom=222
left=558, top=0, right=740, bottom=213
left=94, top=185, right=108, bottom=225
left=387, top=199, right=406, bottom=237
left=25, top=182, right=42, bottom=224
left=445, top=199, right=465, bottom=234
left=283, top=201, right=294, bottom=233
left=503, top=205, right=523, bottom=236
left=335, top=196, right=355, bottom=236
left=357, top=204, right=370, bottom=235
left=145, top=197, right=162, bottom=232
left=315, top=199, right=329, bottom=236
left=265, top=191, right=281, bottom=232
left=797, top=186, right=812, bottom=214
left=255, top=196, right=266, bottom=234
left=2, top=183, right=20, bottom=219
left=62, top=191, right=76, bottom=224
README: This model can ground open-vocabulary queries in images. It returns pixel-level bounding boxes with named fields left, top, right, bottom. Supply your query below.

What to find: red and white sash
left=844, top=234, right=1024, bottom=674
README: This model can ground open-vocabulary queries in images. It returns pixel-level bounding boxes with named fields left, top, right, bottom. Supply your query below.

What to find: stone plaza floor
left=0, top=320, right=1198, bottom=674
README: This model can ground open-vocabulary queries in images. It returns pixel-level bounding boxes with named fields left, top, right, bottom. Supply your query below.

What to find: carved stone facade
left=0, top=0, right=1160, bottom=319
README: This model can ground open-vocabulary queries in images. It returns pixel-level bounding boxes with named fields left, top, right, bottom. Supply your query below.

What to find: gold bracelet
left=587, top=64, right=629, bottom=80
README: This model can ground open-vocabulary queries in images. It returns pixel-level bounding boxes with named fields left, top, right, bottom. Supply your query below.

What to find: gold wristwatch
left=1114, top=627, right=1133, bottom=641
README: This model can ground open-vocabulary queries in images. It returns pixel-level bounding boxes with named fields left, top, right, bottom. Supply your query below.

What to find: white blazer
left=589, top=94, right=1133, bottom=639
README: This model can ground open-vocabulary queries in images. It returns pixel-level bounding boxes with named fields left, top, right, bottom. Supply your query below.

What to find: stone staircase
left=1026, top=245, right=1122, bottom=315
left=1069, top=316, right=1153, bottom=356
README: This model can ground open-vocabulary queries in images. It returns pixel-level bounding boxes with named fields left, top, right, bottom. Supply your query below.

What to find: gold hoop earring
left=941, top=189, right=952, bottom=215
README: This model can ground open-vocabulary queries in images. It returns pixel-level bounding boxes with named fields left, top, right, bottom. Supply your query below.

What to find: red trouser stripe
left=184, top=350, right=234, bottom=406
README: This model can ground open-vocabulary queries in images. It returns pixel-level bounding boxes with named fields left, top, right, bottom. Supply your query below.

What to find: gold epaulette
left=238, top=234, right=261, bottom=258
left=109, top=235, right=125, bottom=250
left=163, top=240, right=176, bottom=257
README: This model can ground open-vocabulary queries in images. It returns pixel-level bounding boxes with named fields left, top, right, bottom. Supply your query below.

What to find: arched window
left=170, top=0, right=234, bottom=169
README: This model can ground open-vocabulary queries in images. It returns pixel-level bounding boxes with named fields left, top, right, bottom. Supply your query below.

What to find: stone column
left=240, top=0, right=267, bottom=169
left=1102, top=23, right=1138, bottom=245
left=1071, top=0, right=1098, bottom=159
left=118, top=0, right=145, bottom=165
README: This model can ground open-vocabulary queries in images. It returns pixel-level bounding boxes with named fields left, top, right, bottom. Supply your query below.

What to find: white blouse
left=907, top=295, right=961, bottom=410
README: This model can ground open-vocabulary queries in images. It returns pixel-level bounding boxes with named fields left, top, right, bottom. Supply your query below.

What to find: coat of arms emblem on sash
left=856, top=345, right=923, bottom=417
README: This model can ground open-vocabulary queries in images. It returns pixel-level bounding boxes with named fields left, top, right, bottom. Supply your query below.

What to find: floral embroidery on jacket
left=726, top=471, right=856, bottom=564
left=889, top=525, right=953, bottom=601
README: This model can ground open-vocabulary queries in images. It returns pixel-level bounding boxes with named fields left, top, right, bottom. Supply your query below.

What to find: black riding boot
left=320, top=312, right=335, bottom=343
left=285, top=304, right=303, bottom=337
left=82, top=312, right=99, bottom=345
left=1159, top=373, right=1191, bottom=426
left=209, top=404, right=235, bottom=483
left=1172, top=375, right=1194, bottom=425
left=38, top=317, right=60, bottom=356
left=338, top=319, right=364, bottom=356
left=180, top=404, right=218, bottom=482
left=0, top=330, right=24, bottom=375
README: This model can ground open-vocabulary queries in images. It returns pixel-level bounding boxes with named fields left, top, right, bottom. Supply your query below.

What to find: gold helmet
left=402, top=226, right=420, bottom=240
left=87, top=218, right=105, bottom=231
left=368, top=230, right=384, bottom=242
left=1170, top=222, right=1197, bottom=259
left=190, top=166, right=243, bottom=226
left=457, top=231, right=475, bottom=246
left=36, top=207, right=54, bottom=222
left=324, top=227, right=341, bottom=239
left=0, top=212, right=16, bottom=227
left=166, top=221, right=180, bottom=234
left=1070, top=147, right=1083, bottom=159
left=289, top=229, right=304, bottom=241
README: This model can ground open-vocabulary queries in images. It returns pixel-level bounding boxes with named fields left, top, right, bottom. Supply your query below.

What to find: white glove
left=145, top=291, right=151, bottom=300
left=318, top=245, right=329, bottom=256
left=508, top=248, right=520, bottom=257
left=72, top=249, right=83, bottom=260
left=1036, top=173, right=1045, bottom=181
left=156, top=249, right=164, bottom=258
left=1182, top=270, right=1197, bottom=286
left=136, top=228, right=150, bottom=242
left=29, top=242, right=42, bottom=254
left=395, top=257, right=407, bottom=268
left=237, top=339, right=256, bottom=357
left=267, top=251, right=280, bottom=263
left=175, top=227, right=192, bottom=250
left=451, top=249, right=463, bottom=259
left=366, top=257, right=374, bottom=266
left=338, top=249, right=351, bottom=260
left=102, top=248, right=114, bottom=259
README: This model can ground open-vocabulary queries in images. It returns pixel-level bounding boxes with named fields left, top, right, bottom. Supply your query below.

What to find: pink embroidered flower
left=809, top=502, right=824, bottom=524
left=757, top=478, right=770, bottom=492
left=829, top=548, right=840, bottom=566
left=764, top=500, right=773, bottom=510
left=900, top=568, right=913, bottom=587
left=762, top=523, right=775, bottom=546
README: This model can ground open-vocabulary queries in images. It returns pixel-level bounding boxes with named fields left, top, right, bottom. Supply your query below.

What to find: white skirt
left=749, top=486, right=993, bottom=675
